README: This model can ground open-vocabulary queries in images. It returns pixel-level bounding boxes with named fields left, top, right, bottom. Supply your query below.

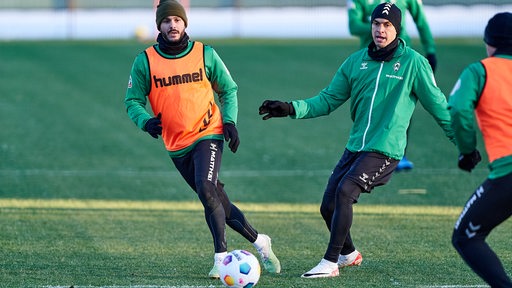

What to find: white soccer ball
left=219, top=250, right=261, bottom=288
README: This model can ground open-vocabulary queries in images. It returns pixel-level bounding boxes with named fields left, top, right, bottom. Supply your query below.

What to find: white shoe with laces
left=301, top=259, right=339, bottom=278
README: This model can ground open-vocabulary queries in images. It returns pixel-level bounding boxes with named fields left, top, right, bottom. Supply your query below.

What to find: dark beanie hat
left=484, top=12, right=512, bottom=48
left=371, top=2, right=402, bottom=35
left=156, top=0, right=188, bottom=30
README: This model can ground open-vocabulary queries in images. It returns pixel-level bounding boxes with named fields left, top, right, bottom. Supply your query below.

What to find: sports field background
left=1, top=38, right=510, bottom=287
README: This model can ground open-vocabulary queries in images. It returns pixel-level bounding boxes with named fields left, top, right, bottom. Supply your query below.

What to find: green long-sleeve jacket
left=291, top=39, right=453, bottom=160
left=124, top=41, right=238, bottom=157
left=348, top=0, right=436, bottom=55
left=448, top=54, right=512, bottom=179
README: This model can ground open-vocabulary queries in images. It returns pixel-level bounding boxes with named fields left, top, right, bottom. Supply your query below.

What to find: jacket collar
left=363, top=38, right=406, bottom=61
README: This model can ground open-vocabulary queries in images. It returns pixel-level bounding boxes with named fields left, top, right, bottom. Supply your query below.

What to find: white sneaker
left=338, top=250, right=363, bottom=268
left=208, top=252, right=227, bottom=279
left=301, top=259, right=339, bottom=278
left=255, top=234, right=281, bottom=273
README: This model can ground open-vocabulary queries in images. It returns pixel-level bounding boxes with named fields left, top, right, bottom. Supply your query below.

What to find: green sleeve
left=204, top=45, right=238, bottom=125
left=347, top=0, right=373, bottom=48
left=411, top=54, right=454, bottom=143
left=406, top=0, right=436, bottom=55
left=448, top=62, right=485, bottom=154
left=124, top=51, right=152, bottom=131
left=292, top=61, right=350, bottom=119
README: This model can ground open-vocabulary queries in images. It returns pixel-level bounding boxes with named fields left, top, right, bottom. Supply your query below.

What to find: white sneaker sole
left=301, top=269, right=339, bottom=278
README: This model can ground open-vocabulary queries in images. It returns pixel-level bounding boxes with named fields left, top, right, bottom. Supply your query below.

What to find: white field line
left=1, top=168, right=330, bottom=177
left=0, top=168, right=488, bottom=177
left=43, top=286, right=220, bottom=288
left=417, top=286, right=488, bottom=288
left=41, top=284, right=489, bottom=288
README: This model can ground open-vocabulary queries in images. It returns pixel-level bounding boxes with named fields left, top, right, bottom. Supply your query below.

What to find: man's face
left=160, top=16, right=186, bottom=42
left=371, top=18, right=397, bottom=49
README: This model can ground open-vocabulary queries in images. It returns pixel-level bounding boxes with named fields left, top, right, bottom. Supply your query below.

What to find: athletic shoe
left=395, top=156, right=414, bottom=172
left=208, top=264, right=220, bottom=279
left=301, top=259, right=339, bottom=278
left=208, top=252, right=226, bottom=279
left=338, top=250, right=363, bottom=268
left=256, top=234, right=281, bottom=273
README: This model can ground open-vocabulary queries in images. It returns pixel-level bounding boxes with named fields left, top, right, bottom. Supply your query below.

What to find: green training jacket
left=348, top=0, right=436, bottom=55
left=124, top=41, right=238, bottom=157
left=291, top=39, right=454, bottom=160
left=448, top=54, right=512, bottom=179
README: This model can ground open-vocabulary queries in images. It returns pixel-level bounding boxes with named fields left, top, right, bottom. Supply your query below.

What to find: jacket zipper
left=358, top=61, right=384, bottom=151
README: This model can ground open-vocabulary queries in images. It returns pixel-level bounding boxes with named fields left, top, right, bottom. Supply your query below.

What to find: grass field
left=1, top=38, right=510, bottom=287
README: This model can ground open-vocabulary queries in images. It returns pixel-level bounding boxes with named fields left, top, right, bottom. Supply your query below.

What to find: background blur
left=1, top=0, right=511, bottom=40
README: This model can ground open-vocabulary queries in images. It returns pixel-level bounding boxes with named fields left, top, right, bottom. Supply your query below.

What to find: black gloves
left=144, top=113, right=162, bottom=139
left=258, top=100, right=295, bottom=120
left=426, top=53, right=437, bottom=73
left=458, top=150, right=481, bottom=172
left=144, top=114, right=240, bottom=153
left=223, top=122, right=240, bottom=153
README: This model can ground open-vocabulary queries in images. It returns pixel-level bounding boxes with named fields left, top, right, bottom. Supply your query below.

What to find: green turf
left=1, top=38, right=508, bottom=287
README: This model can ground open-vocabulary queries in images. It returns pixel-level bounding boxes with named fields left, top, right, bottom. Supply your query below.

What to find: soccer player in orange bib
left=449, top=12, right=512, bottom=287
left=124, top=0, right=281, bottom=278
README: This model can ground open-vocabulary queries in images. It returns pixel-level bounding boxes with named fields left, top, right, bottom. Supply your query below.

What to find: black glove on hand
left=426, top=53, right=437, bottom=73
left=144, top=113, right=162, bottom=139
left=223, top=122, right=240, bottom=153
left=458, top=150, right=482, bottom=172
left=258, top=100, right=295, bottom=120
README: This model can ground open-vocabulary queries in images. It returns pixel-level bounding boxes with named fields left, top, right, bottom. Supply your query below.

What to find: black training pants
left=321, top=149, right=397, bottom=263
left=172, top=139, right=258, bottom=253
left=452, top=173, right=512, bottom=288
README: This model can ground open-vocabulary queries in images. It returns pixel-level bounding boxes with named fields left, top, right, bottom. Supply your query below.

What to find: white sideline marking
left=418, top=285, right=488, bottom=288
left=43, top=286, right=220, bottom=288
left=0, top=169, right=330, bottom=177
left=42, top=284, right=489, bottom=288
left=0, top=168, right=486, bottom=177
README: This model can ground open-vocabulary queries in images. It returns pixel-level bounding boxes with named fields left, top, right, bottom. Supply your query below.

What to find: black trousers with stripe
left=452, top=173, right=512, bottom=287
left=172, top=139, right=258, bottom=253
left=321, top=149, right=398, bottom=263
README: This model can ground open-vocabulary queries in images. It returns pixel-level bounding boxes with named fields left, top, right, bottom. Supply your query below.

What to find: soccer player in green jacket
left=348, top=0, right=436, bottom=68
left=124, top=0, right=281, bottom=278
left=449, top=12, right=512, bottom=287
left=259, top=3, right=454, bottom=278
left=348, top=0, right=438, bottom=171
